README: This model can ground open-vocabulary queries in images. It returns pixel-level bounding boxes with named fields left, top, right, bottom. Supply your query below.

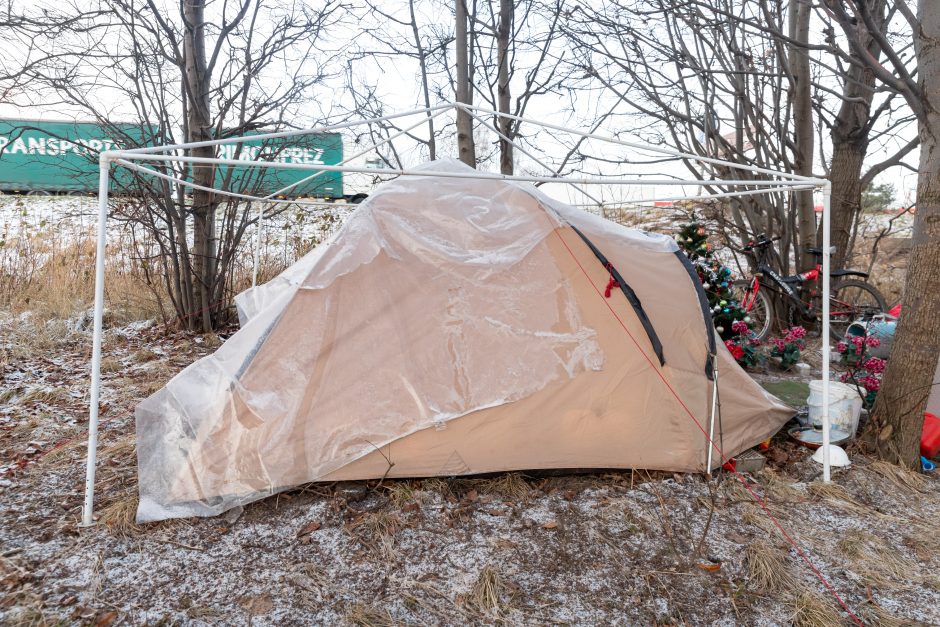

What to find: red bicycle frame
left=740, top=262, right=857, bottom=319
left=742, top=276, right=761, bottom=312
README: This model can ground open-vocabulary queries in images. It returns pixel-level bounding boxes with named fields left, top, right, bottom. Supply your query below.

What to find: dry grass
left=345, top=602, right=397, bottom=627
left=745, top=540, right=797, bottom=594
left=757, top=468, right=802, bottom=502
left=466, top=565, right=510, bottom=617
left=858, top=603, right=915, bottom=627
left=792, top=590, right=842, bottom=627
left=741, top=504, right=782, bottom=537
left=98, top=495, right=140, bottom=535
left=420, top=477, right=454, bottom=500
left=346, top=510, right=402, bottom=559
left=837, top=528, right=921, bottom=591
left=0, top=228, right=165, bottom=323
left=99, top=356, right=124, bottom=373
left=476, top=472, right=531, bottom=502
left=384, top=481, right=422, bottom=508
left=807, top=481, right=880, bottom=518
left=19, top=387, right=68, bottom=407
left=866, top=460, right=929, bottom=494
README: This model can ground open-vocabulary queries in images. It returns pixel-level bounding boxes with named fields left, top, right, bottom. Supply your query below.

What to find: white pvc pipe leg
left=821, top=184, right=832, bottom=482
left=80, top=156, right=111, bottom=527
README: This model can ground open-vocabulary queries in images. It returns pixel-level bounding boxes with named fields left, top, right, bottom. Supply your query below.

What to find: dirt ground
left=2, top=317, right=940, bottom=626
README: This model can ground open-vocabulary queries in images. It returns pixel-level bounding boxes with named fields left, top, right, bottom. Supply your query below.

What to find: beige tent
left=136, top=160, right=791, bottom=522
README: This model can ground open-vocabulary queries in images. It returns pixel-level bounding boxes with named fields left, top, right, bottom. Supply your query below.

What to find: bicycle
left=731, top=234, right=887, bottom=341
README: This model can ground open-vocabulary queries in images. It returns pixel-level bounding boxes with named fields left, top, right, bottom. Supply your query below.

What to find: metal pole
left=821, top=183, right=832, bottom=482
left=706, top=360, right=719, bottom=476
left=105, top=152, right=817, bottom=187
left=456, top=103, right=821, bottom=183
left=115, top=156, right=815, bottom=209
left=81, top=155, right=111, bottom=527
left=121, top=103, right=456, bottom=155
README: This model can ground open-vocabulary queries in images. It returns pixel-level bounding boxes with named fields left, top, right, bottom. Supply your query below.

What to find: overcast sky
left=0, top=0, right=918, bottom=205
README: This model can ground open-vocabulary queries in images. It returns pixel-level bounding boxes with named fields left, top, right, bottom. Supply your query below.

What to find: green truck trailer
left=0, top=119, right=344, bottom=197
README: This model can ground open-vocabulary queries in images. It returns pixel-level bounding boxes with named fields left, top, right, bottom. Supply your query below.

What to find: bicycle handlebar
left=743, top=233, right=780, bottom=251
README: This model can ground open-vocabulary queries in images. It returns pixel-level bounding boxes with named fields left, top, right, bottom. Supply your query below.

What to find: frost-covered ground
left=0, top=194, right=355, bottom=273
left=1, top=315, right=939, bottom=626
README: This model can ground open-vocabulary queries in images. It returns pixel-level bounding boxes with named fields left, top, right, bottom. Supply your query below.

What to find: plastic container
left=808, top=380, right=863, bottom=437
left=845, top=315, right=895, bottom=360
left=923, top=412, right=940, bottom=459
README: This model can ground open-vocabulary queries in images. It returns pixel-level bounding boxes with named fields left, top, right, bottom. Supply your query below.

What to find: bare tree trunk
left=869, top=1, right=940, bottom=468
left=496, top=0, right=512, bottom=174
left=828, top=138, right=868, bottom=266
left=788, top=0, right=816, bottom=272
left=821, top=0, right=886, bottom=270
left=455, top=0, right=476, bottom=167
left=183, top=0, right=217, bottom=332
left=408, top=0, right=436, bottom=160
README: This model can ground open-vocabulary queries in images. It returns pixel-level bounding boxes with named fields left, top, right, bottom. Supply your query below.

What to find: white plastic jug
left=807, top=380, right=863, bottom=437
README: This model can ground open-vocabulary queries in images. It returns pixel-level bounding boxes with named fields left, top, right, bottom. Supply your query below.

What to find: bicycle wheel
left=828, top=279, right=888, bottom=340
left=730, top=280, right=773, bottom=340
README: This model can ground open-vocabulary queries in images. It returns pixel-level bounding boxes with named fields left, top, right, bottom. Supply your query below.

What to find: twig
left=693, top=478, right=717, bottom=558
left=160, top=539, right=206, bottom=552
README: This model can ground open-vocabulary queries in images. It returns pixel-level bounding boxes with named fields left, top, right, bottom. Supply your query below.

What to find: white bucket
left=807, top=380, right=863, bottom=438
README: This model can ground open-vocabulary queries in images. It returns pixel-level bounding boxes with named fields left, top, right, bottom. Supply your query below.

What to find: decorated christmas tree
left=675, top=217, right=748, bottom=339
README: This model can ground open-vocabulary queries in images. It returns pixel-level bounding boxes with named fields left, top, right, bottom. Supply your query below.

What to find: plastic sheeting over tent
left=135, top=159, right=791, bottom=522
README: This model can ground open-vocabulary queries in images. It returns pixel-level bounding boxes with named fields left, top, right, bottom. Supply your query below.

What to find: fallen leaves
left=697, top=562, right=721, bottom=573
left=296, top=520, right=321, bottom=538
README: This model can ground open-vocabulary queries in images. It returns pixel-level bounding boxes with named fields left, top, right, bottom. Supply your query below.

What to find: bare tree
left=455, top=0, right=477, bottom=165
left=350, top=0, right=456, bottom=162
left=468, top=0, right=571, bottom=175
left=789, top=0, right=817, bottom=271
left=567, top=0, right=808, bottom=274
left=0, top=0, right=342, bottom=331
left=826, top=0, right=940, bottom=468
left=816, top=0, right=919, bottom=269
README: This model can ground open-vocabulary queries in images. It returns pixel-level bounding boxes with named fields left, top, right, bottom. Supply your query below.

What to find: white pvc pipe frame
left=79, top=102, right=834, bottom=526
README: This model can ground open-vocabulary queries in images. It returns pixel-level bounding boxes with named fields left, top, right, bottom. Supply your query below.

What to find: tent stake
left=80, top=155, right=111, bottom=528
